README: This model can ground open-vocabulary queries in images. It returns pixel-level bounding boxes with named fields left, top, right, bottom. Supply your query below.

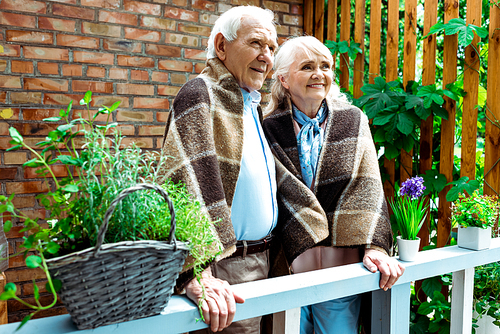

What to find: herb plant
left=451, top=190, right=499, bottom=229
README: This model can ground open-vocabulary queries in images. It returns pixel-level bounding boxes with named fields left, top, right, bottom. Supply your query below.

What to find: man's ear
left=279, top=75, right=289, bottom=90
left=214, top=33, right=227, bottom=61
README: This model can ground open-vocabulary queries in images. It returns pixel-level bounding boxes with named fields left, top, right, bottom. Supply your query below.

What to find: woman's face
left=279, top=48, right=333, bottom=112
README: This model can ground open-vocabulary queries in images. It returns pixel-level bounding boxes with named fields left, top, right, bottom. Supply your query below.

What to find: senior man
left=160, top=6, right=279, bottom=334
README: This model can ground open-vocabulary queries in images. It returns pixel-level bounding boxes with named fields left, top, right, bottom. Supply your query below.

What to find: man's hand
left=363, top=248, right=405, bottom=291
left=185, top=267, right=245, bottom=332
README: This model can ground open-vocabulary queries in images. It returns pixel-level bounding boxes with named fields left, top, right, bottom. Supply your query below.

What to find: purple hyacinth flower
left=399, top=176, right=426, bottom=199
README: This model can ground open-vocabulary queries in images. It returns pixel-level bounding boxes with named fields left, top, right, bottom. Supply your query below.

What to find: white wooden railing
left=1, top=238, right=500, bottom=334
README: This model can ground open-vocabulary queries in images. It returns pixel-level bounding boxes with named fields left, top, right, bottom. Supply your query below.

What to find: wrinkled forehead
left=238, top=15, right=277, bottom=42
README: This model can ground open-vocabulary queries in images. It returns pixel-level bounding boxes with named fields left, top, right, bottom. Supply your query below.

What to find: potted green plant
left=389, top=176, right=428, bottom=261
left=0, top=91, right=221, bottom=330
left=452, top=190, right=499, bottom=251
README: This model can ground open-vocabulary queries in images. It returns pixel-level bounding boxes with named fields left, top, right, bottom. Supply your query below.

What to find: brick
left=0, top=121, right=8, bottom=135
left=151, top=71, right=169, bottom=83
left=172, top=0, right=187, bottom=5
left=138, top=125, right=164, bottom=136
left=0, top=92, right=6, bottom=103
left=145, top=44, right=181, bottom=57
left=91, top=95, right=129, bottom=108
left=178, top=23, right=211, bottom=37
left=62, top=64, right=83, bottom=76
left=82, top=0, right=120, bottom=9
left=117, top=55, right=154, bottom=67
left=124, top=27, right=161, bottom=42
left=194, top=62, right=205, bottom=74
left=109, top=68, right=128, bottom=80
left=86, top=66, right=106, bottom=78
left=230, top=0, right=258, bottom=5
left=171, top=73, right=187, bottom=85
left=283, top=14, right=303, bottom=26
left=158, top=85, right=181, bottom=96
left=199, top=13, right=218, bottom=25
left=133, top=97, right=169, bottom=109
left=6, top=181, right=48, bottom=194
left=38, top=17, right=76, bottom=32
left=120, top=137, right=152, bottom=148
left=11, top=60, right=34, bottom=74
left=131, top=70, right=149, bottom=81
left=24, top=165, right=68, bottom=179
left=158, top=59, right=192, bottom=72
left=0, top=75, right=21, bottom=89
left=11, top=92, right=41, bottom=104
left=56, top=34, right=99, bottom=49
left=24, top=47, right=69, bottom=61
left=52, top=3, right=94, bottom=20
left=72, top=80, right=113, bottom=93
left=157, top=111, right=169, bottom=122
left=15, top=122, right=56, bottom=136
left=22, top=108, right=60, bottom=121
left=82, top=22, right=121, bottom=38
left=164, top=7, right=198, bottom=22
left=4, top=225, right=24, bottom=239
left=0, top=107, right=19, bottom=121
left=290, top=27, right=303, bottom=36
left=123, top=0, right=161, bottom=15
left=276, top=25, right=289, bottom=35
left=0, top=60, right=6, bottom=72
left=49, top=0, right=77, bottom=3
left=4, top=152, right=28, bottom=166
left=116, top=83, right=153, bottom=95
left=11, top=195, right=35, bottom=208
left=0, top=0, right=46, bottom=13
left=0, top=44, right=21, bottom=57
left=185, top=48, right=206, bottom=60
left=43, top=93, right=82, bottom=106
left=103, top=39, right=142, bottom=53
left=155, top=137, right=162, bottom=148
left=74, top=51, right=114, bottom=64
left=0, top=138, right=14, bottom=150
left=192, top=0, right=216, bottom=11
left=24, top=78, right=68, bottom=91
left=6, top=30, right=53, bottom=44
left=218, top=3, right=232, bottom=12
left=263, top=1, right=290, bottom=12
left=114, top=124, right=135, bottom=135
left=165, top=33, right=198, bottom=47
left=0, top=168, right=17, bottom=180
left=291, top=4, right=303, bottom=15
left=140, top=17, right=175, bottom=30
left=0, top=12, right=36, bottom=28
left=37, top=62, right=59, bottom=75
left=23, top=281, right=48, bottom=296
left=99, top=10, right=137, bottom=25
left=117, top=110, right=153, bottom=122
left=9, top=254, right=27, bottom=268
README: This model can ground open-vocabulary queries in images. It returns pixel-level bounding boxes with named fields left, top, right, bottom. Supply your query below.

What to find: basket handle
left=94, top=183, right=177, bottom=256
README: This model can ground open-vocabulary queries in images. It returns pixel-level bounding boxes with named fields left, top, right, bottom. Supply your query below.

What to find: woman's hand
left=185, top=267, right=245, bottom=332
left=363, top=248, right=405, bottom=291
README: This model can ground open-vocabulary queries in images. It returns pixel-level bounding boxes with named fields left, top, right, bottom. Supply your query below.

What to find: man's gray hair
left=206, top=6, right=276, bottom=60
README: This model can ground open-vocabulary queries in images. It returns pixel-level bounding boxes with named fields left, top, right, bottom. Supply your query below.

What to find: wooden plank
left=0, top=273, right=7, bottom=325
left=368, top=0, right=382, bottom=84
left=450, top=268, right=474, bottom=334
left=339, top=0, right=351, bottom=90
left=353, top=0, right=366, bottom=99
left=304, top=0, right=314, bottom=36
left=461, top=0, right=483, bottom=180
left=327, top=0, right=339, bottom=70
left=484, top=4, right=500, bottom=196
left=371, top=283, right=411, bottom=334
left=418, top=0, right=438, bottom=249
left=438, top=0, right=459, bottom=248
left=273, top=308, right=300, bottom=334
left=314, top=0, right=325, bottom=41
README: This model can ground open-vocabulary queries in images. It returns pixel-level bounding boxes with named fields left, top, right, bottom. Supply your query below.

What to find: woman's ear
left=279, top=75, right=290, bottom=90
left=214, top=33, right=227, bottom=61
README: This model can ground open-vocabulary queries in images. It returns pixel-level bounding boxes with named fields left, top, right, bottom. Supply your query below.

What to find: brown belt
left=230, top=234, right=273, bottom=258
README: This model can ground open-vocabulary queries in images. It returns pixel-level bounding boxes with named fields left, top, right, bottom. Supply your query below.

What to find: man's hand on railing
left=363, top=248, right=405, bottom=291
left=185, top=267, right=245, bottom=332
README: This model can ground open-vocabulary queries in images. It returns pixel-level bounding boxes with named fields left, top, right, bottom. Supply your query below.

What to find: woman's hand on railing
left=185, top=267, right=245, bottom=332
left=363, top=248, right=405, bottom=291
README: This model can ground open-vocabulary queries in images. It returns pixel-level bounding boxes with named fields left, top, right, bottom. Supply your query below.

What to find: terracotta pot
left=457, top=226, right=491, bottom=251
left=397, top=236, right=420, bottom=261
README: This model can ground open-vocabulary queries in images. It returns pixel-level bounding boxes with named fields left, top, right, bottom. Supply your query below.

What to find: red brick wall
left=0, top=0, right=303, bottom=324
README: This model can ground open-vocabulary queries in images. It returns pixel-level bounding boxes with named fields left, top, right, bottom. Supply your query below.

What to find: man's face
left=217, top=17, right=278, bottom=92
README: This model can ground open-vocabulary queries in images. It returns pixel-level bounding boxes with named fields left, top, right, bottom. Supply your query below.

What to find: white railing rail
left=1, top=238, right=500, bottom=334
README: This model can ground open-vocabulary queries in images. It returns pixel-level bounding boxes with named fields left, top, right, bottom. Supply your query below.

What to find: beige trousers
left=190, top=249, right=270, bottom=334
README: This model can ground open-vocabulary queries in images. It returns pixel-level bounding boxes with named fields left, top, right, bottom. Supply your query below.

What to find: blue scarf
left=292, top=101, right=328, bottom=188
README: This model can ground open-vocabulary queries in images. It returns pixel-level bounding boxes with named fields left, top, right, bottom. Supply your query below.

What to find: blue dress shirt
left=230, top=89, right=278, bottom=241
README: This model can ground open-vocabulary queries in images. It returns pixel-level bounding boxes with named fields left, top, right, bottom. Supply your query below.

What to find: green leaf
left=55, top=155, right=82, bottom=166
left=23, top=158, right=40, bottom=168
left=401, top=135, right=415, bottom=153
left=9, top=127, right=23, bottom=144
left=57, top=123, right=74, bottom=133
left=384, top=143, right=400, bottom=160
left=405, top=95, right=429, bottom=119
left=43, top=117, right=62, bottom=122
left=422, top=277, right=443, bottom=297
left=373, top=112, right=395, bottom=126
left=46, top=241, right=61, bottom=254
left=83, top=91, right=92, bottom=105
left=46, top=279, right=62, bottom=293
left=421, top=169, right=447, bottom=196
left=3, top=220, right=12, bottom=233
left=396, top=113, right=414, bottom=135
left=431, top=103, right=449, bottom=120
left=33, top=282, right=40, bottom=300
left=4, top=282, right=16, bottom=293
left=25, top=255, right=42, bottom=269
left=6, top=145, right=22, bottom=152
left=446, top=176, right=481, bottom=201
left=17, top=313, right=33, bottom=331
left=62, top=184, right=79, bottom=193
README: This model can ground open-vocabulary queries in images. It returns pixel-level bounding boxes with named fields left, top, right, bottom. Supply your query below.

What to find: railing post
left=273, top=308, right=300, bottom=334
left=371, top=282, right=411, bottom=334
left=451, top=268, right=474, bottom=334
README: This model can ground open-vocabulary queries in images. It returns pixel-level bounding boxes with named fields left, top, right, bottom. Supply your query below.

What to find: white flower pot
left=397, top=236, right=420, bottom=261
left=457, top=226, right=491, bottom=251
left=474, top=311, right=500, bottom=334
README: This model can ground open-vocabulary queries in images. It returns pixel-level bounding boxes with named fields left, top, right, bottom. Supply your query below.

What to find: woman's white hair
left=266, top=36, right=348, bottom=113
left=206, top=6, right=275, bottom=60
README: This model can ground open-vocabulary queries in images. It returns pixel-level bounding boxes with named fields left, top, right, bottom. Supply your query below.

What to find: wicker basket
left=46, top=183, right=189, bottom=330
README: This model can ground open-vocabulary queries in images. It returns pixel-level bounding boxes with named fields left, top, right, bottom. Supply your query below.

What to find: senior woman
left=263, top=36, right=405, bottom=334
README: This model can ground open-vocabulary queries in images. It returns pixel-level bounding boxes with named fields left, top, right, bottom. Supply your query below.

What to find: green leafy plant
left=422, top=18, right=488, bottom=48
left=451, top=189, right=499, bottom=229
left=0, top=91, right=221, bottom=329
left=473, top=262, right=500, bottom=333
